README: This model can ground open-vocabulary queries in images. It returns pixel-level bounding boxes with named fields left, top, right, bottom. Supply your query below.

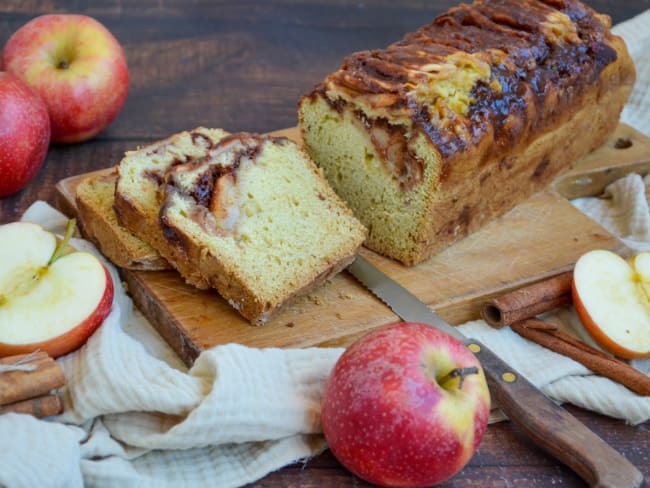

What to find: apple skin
left=0, top=265, right=113, bottom=358
left=0, top=72, right=51, bottom=197
left=572, top=249, right=650, bottom=359
left=321, top=322, right=490, bottom=488
left=2, top=14, right=129, bottom=144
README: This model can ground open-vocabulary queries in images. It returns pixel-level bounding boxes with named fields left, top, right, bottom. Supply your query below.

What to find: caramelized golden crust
left=299, top=0, right=635, bottom=265
left=322, top=0, right=623, bottom=161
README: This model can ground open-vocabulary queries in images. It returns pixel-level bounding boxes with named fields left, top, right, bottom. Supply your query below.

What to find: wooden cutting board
left=55, top=124, right=650, bottom=366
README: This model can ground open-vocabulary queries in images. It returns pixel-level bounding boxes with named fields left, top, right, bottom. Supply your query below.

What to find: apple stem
left=439, top=366, right=479, bottom=390
left=58, top=59, right=69, bottom=70
left=48, top=219, right=76, bottom=266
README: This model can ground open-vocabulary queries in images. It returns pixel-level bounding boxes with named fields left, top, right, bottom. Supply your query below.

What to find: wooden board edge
left=553, top=159, right=650, bottom=199
left=122, top=269, right=202, bottom=367
left=551, top=123, right=650, bottom=199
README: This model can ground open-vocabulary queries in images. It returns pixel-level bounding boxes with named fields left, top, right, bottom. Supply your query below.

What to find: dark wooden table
left=1, top=1, right=649, bottom=486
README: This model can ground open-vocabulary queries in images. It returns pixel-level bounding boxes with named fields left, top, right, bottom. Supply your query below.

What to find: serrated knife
left=347, top=255, right=644, bottom=488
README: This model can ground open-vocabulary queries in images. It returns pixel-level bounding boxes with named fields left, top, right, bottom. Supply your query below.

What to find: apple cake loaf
left=76, top=171, right=169, bottom=270
left=159, top=133, right=366, bottom=325
left=298, top=0, right=636, bottom=265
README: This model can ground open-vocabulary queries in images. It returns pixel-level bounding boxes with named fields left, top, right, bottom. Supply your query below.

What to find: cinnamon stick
left=0, top=352, right=66, bottom=406
left=0, top=394, right=64, bottom=418
left=481, top=271, right=573, bottom=328
left=511, top=319, right=650, bottom=396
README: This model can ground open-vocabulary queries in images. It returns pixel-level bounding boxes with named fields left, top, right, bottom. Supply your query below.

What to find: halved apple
left=572, top=249, right=650, bottom=359
left=0, top=221, right=113, bottom=358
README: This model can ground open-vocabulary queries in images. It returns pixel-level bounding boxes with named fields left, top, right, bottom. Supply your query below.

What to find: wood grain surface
left=55, top=124, right=650, bottom=368
left=2, top=1, right=649, bottom=486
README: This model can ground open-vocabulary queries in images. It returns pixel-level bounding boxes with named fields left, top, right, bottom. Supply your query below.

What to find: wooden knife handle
left=470, top=340, right=644, bottom=488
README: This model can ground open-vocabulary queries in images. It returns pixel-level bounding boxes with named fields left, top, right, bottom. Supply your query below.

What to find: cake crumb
left=308, top=294, right=323, bottom=306
left=285, top=321, right=295, bottom=328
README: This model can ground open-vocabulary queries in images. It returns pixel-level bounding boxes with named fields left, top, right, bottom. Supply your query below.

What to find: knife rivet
left=468, top=343, right=481, bottom=353
left=502, top=372, right=517, bottom=383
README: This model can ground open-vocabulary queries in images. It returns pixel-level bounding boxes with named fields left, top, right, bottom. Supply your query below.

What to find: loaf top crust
left=309, top=0, right=635, bottom=188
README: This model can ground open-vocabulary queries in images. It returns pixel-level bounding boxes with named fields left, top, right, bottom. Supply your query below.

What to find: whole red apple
left=2, top=14, right=129, bottom=144
left=0, top=72, right=50, bottom=198
left=321, top=322, right=490, bottom=488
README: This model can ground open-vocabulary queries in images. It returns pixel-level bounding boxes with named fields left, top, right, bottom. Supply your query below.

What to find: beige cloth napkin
left=1, top=10, right=650, bottom=488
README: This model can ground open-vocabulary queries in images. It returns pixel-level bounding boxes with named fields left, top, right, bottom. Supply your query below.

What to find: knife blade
left=348, top=254, right=644, bottom=488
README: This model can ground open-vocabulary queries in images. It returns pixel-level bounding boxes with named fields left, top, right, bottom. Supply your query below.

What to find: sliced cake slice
left=160, top=132, right=367, bottom=325
left=75, top=170, right=169, bottom=270
left=114, top=127, right=230, bottom=288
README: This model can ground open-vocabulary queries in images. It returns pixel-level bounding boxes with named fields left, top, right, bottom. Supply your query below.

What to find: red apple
left=321, top=322, right=490, bottom=488
left=573, top=249, right=650, bottom=359
left=0, top=72, right=50, bottom=197
left=0, top=221, right=114, bottom=358
left=2, top=14, right=129, bottom=144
